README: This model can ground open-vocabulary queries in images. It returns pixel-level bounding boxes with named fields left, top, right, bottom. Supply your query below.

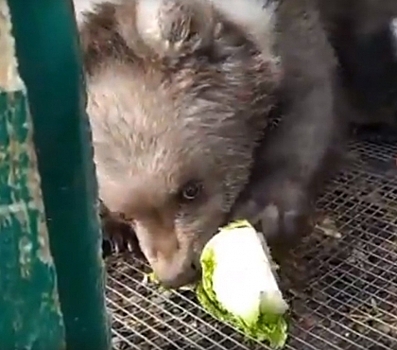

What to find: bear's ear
left=116, top=0, right=220, bottom=58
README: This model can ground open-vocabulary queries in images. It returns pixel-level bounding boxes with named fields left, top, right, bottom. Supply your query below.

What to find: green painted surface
left=5, top=0, right=111, bottom=349
left=0, top=1, right=65, bottom=348
left=0, top=90, right=66, bottom=349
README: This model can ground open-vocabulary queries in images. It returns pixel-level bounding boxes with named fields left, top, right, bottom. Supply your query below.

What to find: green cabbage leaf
left=196, top=220, right=289, bottom=349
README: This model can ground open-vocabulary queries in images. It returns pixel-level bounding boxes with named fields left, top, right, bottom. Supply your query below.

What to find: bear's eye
left=180, top=180, right=203, bottom=202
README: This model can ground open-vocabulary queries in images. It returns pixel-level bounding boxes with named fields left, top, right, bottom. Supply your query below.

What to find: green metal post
left=0, top=1, right=66, bottom=349
left=5, top=0, right=111, bottom=349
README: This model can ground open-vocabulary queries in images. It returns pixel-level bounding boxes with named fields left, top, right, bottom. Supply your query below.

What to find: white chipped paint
left=0, top=201, right=38, bottom=215
left=0, top=0, right=24, bottom=92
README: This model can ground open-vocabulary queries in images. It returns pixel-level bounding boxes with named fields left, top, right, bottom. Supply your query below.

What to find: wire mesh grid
left=105, top=137, right=397, bottom=350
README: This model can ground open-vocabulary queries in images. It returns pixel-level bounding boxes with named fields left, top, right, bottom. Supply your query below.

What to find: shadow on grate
left=105, top=138, right=397, bottom=350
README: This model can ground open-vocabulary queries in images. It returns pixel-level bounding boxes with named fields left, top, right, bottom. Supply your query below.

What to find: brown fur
left=78, top=0, right=281, bottom=287
left=231, top=0, right=397, bottom=254
left=230, top=0, right=342, bottom=255
left=317, top=0, right=397, bottom=127
left=78, top=0, right=397, bottom=287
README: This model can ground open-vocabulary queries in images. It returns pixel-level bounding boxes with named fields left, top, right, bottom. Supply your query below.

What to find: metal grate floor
left=105, top=137, right=397, bottom=350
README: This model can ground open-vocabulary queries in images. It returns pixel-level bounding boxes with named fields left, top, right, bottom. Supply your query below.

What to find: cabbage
left=196, top=220, right=289, bottom=349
